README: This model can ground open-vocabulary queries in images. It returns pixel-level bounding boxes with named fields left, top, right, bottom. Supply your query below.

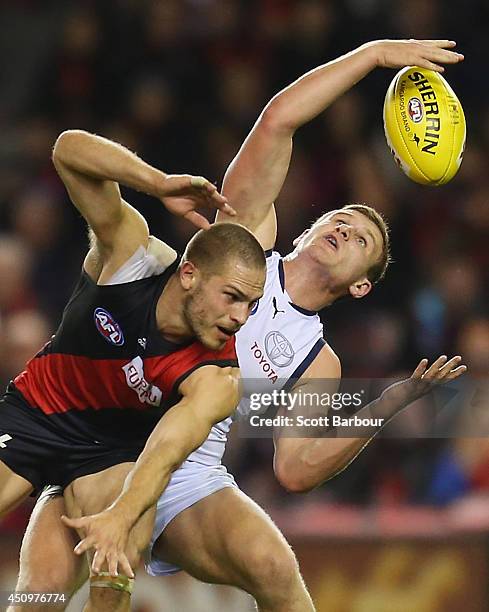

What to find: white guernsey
left=147, top=249, right=325, bottom=575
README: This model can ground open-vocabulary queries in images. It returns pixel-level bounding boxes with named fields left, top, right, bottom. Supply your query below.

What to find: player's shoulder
left=84, top=234, right=178, bottom=285
left=302, top=342, right=341, bottom=378
left=146, top=235, right=178, bottom=267
left=263, top=250, right=288, bottom=294
left=264, top=249, right=280, bottom=266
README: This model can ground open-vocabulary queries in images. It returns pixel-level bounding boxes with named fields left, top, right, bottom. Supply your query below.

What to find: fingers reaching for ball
left=372, top=39, right=464, bottom=72
left=411, top=40, right=465, bottom=72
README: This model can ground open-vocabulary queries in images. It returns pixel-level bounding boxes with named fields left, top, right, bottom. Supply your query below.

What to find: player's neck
left=155, top=274, right=194, bottom=343
left=282, top=252, right=344, bottom=310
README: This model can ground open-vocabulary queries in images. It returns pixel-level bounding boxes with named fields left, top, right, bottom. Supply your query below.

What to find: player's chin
left=201, top=329, right=227, bottom=351
left=305, top=243, right=333, bottom=265
left=315, top=248, right=344, bottom=273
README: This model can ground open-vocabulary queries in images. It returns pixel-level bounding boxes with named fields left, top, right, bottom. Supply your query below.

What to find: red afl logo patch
left=408, top=97, right=423, bottom=123
left=94, top=307, right=125, bottom=346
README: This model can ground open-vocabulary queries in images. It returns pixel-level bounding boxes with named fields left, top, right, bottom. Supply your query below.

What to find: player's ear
left=179, top=261, right=199, bottom=290
left=293, top=229, right=310, bottom=247
left=348, top=277, right=372, bottom=299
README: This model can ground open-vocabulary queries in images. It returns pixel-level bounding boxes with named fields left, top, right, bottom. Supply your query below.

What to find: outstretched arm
left=61, top=365, right=240, bottom=577
left=217, top=39, right=463, bottom=249
left=273, top=352, right=466, bottom=493
left=53, top=130, right=233, bottom=278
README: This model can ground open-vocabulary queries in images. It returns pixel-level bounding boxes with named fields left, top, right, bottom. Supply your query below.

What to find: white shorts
left=145, top=460, right=238, bottom=576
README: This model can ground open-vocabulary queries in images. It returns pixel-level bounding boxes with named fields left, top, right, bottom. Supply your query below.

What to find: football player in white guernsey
left=11, top=40, right=465, bottom=612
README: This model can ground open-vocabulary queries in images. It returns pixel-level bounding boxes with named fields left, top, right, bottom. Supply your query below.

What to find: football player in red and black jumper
left=0, top=130, right=265, bottom=611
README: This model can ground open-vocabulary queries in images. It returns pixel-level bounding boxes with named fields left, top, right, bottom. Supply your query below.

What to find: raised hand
left=381, top=355, right=467, bottom=412
left=61, top=508, right=134, bottom=578
left=159, top=174, right=236, bottom=230
left=366, top=39, right=464, bottom=73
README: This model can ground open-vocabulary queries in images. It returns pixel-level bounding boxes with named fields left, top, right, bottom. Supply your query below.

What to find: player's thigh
left=65, top=463, right=155, bottom=567
left=64, top=462, right=135, bottom=516
left=155, top=487, right=299, bottom=588
left=17, top=490, right=87, bottom=594
left=0, top=459, right=33, bottom=517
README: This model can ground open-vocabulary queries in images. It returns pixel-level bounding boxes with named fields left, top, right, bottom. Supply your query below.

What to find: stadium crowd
left=0, top=0, right=488, bottom=536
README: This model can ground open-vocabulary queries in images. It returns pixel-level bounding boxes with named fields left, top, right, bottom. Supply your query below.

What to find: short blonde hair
left=183, top=223, right=266, bottom=276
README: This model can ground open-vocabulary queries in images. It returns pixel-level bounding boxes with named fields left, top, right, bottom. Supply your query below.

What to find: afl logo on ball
left=94, top=307, right=125, bottom=346
left=408, top=97, right=423, bottom=123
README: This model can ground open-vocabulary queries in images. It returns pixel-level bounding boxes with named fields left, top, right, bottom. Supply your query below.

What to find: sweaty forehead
left=318, top=209, right=358, bottom=224
left=321, top=209, right=382, bottom=240
left=219, top=258, right=265, bottom=288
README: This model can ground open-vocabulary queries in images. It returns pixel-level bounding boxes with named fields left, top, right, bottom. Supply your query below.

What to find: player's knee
left=246, top=538, right=300, bottom=592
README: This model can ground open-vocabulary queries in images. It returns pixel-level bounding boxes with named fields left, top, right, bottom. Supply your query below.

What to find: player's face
left=184, top=259, right=265, bottom=350
left=294, top=210, right=384, bottom=297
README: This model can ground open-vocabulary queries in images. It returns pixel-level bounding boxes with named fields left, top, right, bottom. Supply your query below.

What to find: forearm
left=53, top=130, right=166, bottom=197
left=277, top=390, right=409, bottom=492
left=107, top=386, right=230, bottom=527
left=111, top=444, right=177, bottom=528
left=265, top=43, right=378, bottom=133
left=110, top=402, right=204, bottom=527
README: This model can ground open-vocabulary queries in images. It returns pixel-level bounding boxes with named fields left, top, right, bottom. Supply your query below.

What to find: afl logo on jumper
left=265, top=331, right=294, bottom=367
left=94, top=307, right=125, bottom=346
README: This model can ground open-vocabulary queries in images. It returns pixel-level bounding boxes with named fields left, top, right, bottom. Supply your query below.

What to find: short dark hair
left=313, top=203, right=392, bottom=284
left=182, top=222, right=266, bottom=276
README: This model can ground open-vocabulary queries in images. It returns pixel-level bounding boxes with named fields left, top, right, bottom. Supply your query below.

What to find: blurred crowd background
left=0, top=1, right=488, bottom=607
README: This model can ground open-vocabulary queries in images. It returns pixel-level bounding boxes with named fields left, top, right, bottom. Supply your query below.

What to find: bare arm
left=53, top=130, right=233, bottom=279
left=62, top=365, right=240, bottom=576
left=274, top=350, right=466, bottom=493
left=112, top=366, right=240, bottom=525
left=217, top=40, right=463, bottom=249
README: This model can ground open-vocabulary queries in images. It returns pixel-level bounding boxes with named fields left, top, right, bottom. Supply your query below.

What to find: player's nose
left=336, top=223, right=351, bottom=241
left=230, top=304, right=249, bottom=327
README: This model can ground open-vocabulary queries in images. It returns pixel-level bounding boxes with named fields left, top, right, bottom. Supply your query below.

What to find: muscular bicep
left=273, top=344, right=341, bottom=461
left=216, top=110, right=293, bottom=250
left=53, top=142, right=149, bottom=273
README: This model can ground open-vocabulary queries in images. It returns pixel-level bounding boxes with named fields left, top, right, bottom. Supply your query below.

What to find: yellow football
left=383, top=66, right=466, bottom=186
